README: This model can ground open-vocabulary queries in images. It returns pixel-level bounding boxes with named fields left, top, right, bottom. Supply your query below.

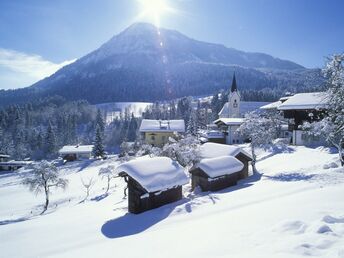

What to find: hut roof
left=278, top=92, right=327, bottom=111
left=116, top=157, right=188, bottom=193
left=58, top=145, right=94, bottom=155
left=196, top=156, right=244, bottom=178
left=139, top=119, right=185, bottom=133
left=200, top=142, right=251, bottom=160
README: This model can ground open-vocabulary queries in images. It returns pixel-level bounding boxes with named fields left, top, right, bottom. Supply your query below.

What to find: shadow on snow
left=264, top=172, right=316, bottom=182
left=101, top=198, right=188, bottom=239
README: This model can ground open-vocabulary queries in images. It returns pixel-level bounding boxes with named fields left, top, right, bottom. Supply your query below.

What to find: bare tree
left=98, top=165, right=117, bottom=194
left=22, top=161, right=68, bottom=214
left=81, top=177, right=96, bottom=202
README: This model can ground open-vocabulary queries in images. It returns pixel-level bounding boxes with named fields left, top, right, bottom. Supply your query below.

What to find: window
left=233, top=99, right=238, bottom=108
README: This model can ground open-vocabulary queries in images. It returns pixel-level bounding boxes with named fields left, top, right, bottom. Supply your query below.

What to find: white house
left=58, top=145, right=94, bottom=161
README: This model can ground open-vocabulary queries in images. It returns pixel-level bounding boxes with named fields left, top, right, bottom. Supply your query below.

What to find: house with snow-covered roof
left=190, top=156, right=244, bottom=192
left=200, top=142, right=252, bottom=179
left=116, top=157, right=188, bottom=214
left=58, top=145, right=94, bottom=162
left=278, top=92, right=327, bottom=145
left=139, top=119, right=185, bottom=146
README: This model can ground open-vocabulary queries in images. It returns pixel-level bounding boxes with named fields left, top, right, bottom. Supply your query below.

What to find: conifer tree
left=93, top=125, right=105, bottom=158
left=46, top=122, right=57, bottom=158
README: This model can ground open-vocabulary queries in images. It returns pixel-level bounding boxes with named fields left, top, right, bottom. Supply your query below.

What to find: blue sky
left=0, top=0, right=343, bottom=89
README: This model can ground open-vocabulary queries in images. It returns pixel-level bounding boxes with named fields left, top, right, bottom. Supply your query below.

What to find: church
left=213, top=74, right=245, bottom=145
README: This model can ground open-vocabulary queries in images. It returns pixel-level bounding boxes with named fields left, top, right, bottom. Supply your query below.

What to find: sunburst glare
left=136, top=0, right=177, bottom=27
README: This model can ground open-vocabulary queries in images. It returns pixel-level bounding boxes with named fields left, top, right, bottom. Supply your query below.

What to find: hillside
left=0, top=23, right=323, bottom=107
left=1, top=146, right=343, bottom=257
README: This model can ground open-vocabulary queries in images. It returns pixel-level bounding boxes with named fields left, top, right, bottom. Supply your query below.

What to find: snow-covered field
left=1, top=146, right=344, bottom=258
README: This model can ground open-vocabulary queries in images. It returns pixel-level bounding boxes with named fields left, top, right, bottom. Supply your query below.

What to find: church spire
left=231, top=73, right=237, bottom=92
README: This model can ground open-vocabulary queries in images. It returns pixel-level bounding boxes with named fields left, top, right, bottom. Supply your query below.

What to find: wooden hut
left=190, top=156, right=244, bottom=192
left=116, top=157, right=188, bottom=214
left=200, top=142, right=252, bottom=179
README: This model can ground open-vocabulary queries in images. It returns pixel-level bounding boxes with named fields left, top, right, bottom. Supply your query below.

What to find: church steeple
left=231, top=73, right=237, bottom=92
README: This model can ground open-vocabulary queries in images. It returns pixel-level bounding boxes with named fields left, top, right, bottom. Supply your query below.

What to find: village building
left=209, top=74, right=245, bottom=145
left=139, top=119, right=185, bottom=146
left=190, top=156, right=244, bottom=192
left=261, top=92, right=327, bottom=146
left=213, top=117, right=245, bottom=144
left=0, top=154, right=10, bottom=163
left=58, top=145, right=94, bottom=161
left=0, top=154, right=31, bottom=171
left=116, top=157, right=188, bottom=214
left=278, top=92, right=327, bottom=145
left=200, top=142, right=252, bottom=179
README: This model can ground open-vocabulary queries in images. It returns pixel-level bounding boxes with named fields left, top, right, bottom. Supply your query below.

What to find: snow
left=200, top=142, right=250, bottom=159
left=214, top=117, right=244, bottom=125
left=260, top=100, right=283, bottom=110
left=96, top=102, right=152, bottom=118
left=218, top=101, right=269, bottom=117
left=58, top=145, right=93, bottom=155
left=139, top=119, right=185, bottom=133
left=115, top=157, right=188, bottom=193
left=197, top=156, right=244, bottom=178
left=278, top=92, right=327, bottom=110
left=0, top=146, right=344, bottom=258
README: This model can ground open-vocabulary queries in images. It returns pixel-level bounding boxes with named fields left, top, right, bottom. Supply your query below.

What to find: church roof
left=231, top=73, right=238, bottom=92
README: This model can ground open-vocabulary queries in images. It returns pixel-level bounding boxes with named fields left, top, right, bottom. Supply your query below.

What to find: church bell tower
left=228, top=73, right=240, bottom=118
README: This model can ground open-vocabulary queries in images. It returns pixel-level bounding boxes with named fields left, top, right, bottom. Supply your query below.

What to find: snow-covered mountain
left=0, top=23, right=323, bottom=106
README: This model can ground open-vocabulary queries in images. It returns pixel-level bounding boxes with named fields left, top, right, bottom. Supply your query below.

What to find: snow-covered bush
left=22, top=160, right=68, bottom=214
left=160, top=134, right=201, bottom=168
left=303, top=54, right=344, bottom=166
left=237, top=111, right=278, bottom=172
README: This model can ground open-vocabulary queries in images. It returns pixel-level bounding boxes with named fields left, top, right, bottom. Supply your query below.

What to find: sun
left=136, top=0, right=175, bottom=26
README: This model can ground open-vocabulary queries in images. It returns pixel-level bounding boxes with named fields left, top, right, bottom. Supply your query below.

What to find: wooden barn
left=116, top=157, right=188, bottom=214
left=190, top=156, right=244, bottom=192
left=200, top=142, right=252, bottom=179
left=58, top=145, right=94, bottom=162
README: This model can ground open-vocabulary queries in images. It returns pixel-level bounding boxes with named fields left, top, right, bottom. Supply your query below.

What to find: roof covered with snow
left=214, top=118, right=244, bottom=126
left=58, top=145, right=94, bottom=155
left=197, top=156, right=244, bottom=178
left=139, top=119, right=185, bottom=133
left=260, top=101, right=282, bottom=110
left=116, top=157, right=188, bottom=193
left=218, top=102, right=230, bottom=117
left=200, top=142, right=252, bottom=160
left=278, top=92, right=327, bottom=111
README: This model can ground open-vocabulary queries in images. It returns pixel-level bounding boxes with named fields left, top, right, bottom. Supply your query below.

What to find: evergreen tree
left=187, top=109, right=198, bottom=136
left=96, top=109, right=105, bottom=135
left=46, top=122, right=57, bottom=158
left=93, top=125, right=105, bottom=158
